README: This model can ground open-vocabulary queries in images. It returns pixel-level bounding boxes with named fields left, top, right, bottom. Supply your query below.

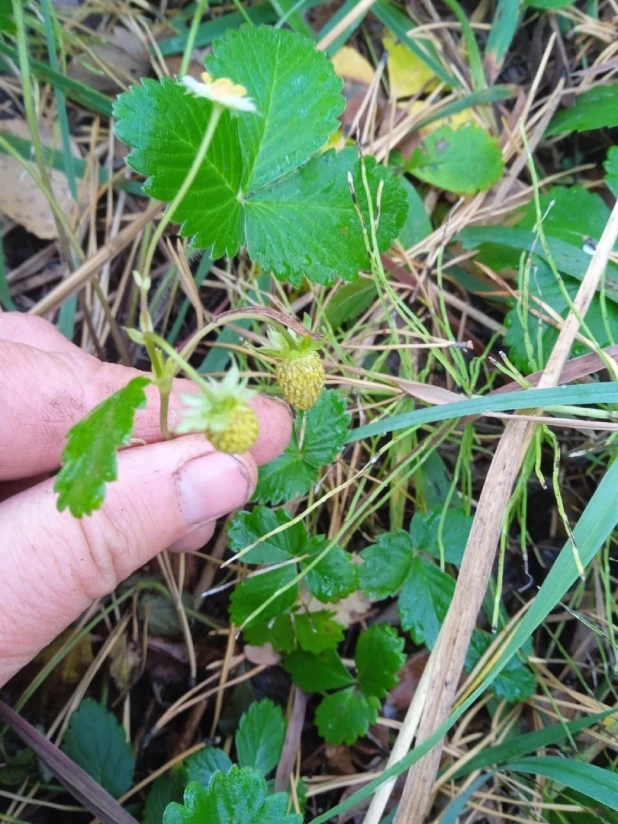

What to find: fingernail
left=176, top=453, right=253, bottom=525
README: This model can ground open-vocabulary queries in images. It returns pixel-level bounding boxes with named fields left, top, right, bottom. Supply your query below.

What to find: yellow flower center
left=200, top=72, right=248, bottom=98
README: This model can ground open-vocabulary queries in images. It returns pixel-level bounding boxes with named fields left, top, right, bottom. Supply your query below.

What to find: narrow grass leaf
left=507, top=757, right=618, bottom=810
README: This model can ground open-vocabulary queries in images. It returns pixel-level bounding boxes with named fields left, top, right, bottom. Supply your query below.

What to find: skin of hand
left=0, top=313, right=292, bottom=688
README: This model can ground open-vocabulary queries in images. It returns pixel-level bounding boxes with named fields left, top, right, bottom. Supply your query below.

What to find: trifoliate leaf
left=228, top=507, right=306, bottom=564
left=398, top=556, right=455, bottom=647
left=410, top=508, right=473, bottom=566
left=359, top=530, right=414, bottom=598
left=546, top=84, right=618, bottom=136
left=407, top=123, right=503, bottom=194
left=302, top=538, right=358, bottom=603
left=504, top=261, right=618, bottom=373
left=295, top=611, right=345, bottom=654
left=243, top=613, right=296, bottom=653
left=54, top=377, right=150, bottom=517
left=185, top=748, right=233, bottom=787
left=256, top=390, right=350, bottom=504
left=605, top=147, right=618, bottom=198
left=163, top=767, right=301, bottom=824
left=236, top=699, right=285, bottom=776
left=143, top=772, right=185, bottom=824
left=115, top=27, right=407, bottom=285
left=283, top=649, right=355, bottom=693
left=206, top=25, right=344, bottom=192
left=355, top=625, right=405, bottom=700
left=465, top=630, right=536, bottom=702
left=314, top=688, right=380, bottom=745
left=229, top=565, right=298, bottom=627
left=62, top=699, right=135, bottom=798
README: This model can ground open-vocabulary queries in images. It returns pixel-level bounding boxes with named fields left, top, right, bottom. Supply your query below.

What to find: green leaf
left=114, top=80, right=244, bottom=259
left=546, top=84, right=618, bottom=136
left=163, top=766, right=302, bottom=824
left=407, top=124, right=503, bottom=194
left=206, top=25, right=343, bottom=192
left=398, top=556, right=455, bottom=647
left=185, top=748, right=233, bottom=786
left=324, top=277, right=377, bottom=328
left=245, top=149, right=408, bottom=286
left=143, top=772, right=185, bottom=824
left=504, top=262, right=618, bottom=373
left=295, top=611, right=345, bottom=654
left=283, top=649, right=355, bottom=692
left=236, top=699, right=285, bottom=776
left=115, top=26, right=407, bottom=286
left=410, top=507, right=473, bottom=566
left=228, top=508, right=305, bottom=564
left=314, top=688, right=380, bottom=745
left=243, top=612, right=297, bottom=653
left=398, top=176, right=432, bottom=248
left=517, top=186, right=610, bottom=248
left=359, top=531, right=413, bottom=599
left=302, top=538, right=358, bottom=603
left=355, top=625, right=405, bottom=700
left=256, top=390, right=350, bottom=504
left=507, top=757, right=618, bottom=812
left=62, top=699, right=135, bottom=799
left=605, top=147, right=618, bottom=198
left=465, top=630, right=536, bottom=702
left=229, top=565, right=298, bottom=627
left=54, top=377, right=150, bottom=518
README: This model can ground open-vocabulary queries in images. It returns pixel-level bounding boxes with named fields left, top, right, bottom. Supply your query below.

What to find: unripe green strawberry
left=206, top=402, right=259, bottom=454
left=276, top=350, right=324, bottom=410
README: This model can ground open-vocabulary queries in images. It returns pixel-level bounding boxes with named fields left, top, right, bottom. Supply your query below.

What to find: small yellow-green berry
left=207, top=402, right=259, bottom=454
left=276, top=350, right=324, bottom=410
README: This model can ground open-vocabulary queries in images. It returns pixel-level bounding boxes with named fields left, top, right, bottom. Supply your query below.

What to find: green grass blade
left=451, top=710, right=617, bottom=779
left=413, top=85, right=515, bottom=131
left=0, top=41, right=113, bottom=116
left=157, top=3, right=278, bottom=55
left=347, top=381, right=618, bottom=441
left=270, top=0, right=315, bottom=36
left=441, top=0, right=486, bottom=90
left=459, top=224, right=618, bottom=302
left=507, top=757, right=618, bottom=810
left=318, top=0, right=366, bottom=54
left=0, top=216, right=15, bottom=311
left=485, top=0, right=523, bottom=82
left=438, top=773, right=492, bottom=823
left=309, top=455, right=618, bottom=823
left=373, top=0, right=459, bottom=88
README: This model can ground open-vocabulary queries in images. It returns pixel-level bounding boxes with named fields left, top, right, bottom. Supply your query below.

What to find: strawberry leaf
left=256, top=390, right=350, bottom=504
left=62, top=699, right=135, bottom=799
left=466, top=630, right=536, bottom=702
left=228, top=507, right=306, bottom=564
left=355, top=625, right=405, bottom=700
left=163, top=766, right=301, bottom=824
left=398, top=555, right=455, bottom=647
left=229, top=565, right=298, bottom=627
left=184, top=748, right=233, bottom=786
left=359, top=530, right=414, bottom=598
left=314, top=688, right=380, bottom=746
left=54, top=376, right=150, bottom=517
left=295, top=611, right=345, bottom=654
left=301, top=537, right=358, bottom=603
left=236, top=699, right=285, bottom=776
left=283, top=649, right=354, bottom=693
left=114, top=27, right=407, bottom=285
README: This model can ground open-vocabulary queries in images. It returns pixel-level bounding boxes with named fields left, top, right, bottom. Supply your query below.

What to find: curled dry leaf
left=244, top=643, right=280, bottom=667
left=0, top=119, right=80, bottom=240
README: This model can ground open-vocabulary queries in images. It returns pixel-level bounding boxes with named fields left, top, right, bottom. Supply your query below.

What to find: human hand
left=0, top=313, right=292, bottom=688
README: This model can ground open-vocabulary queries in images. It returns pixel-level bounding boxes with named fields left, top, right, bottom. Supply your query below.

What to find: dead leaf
left=304, top=587, right=371, bottom=628
left=36, top=631, right=93, bottom=685
left=385, top=651, right=430, bottom=713
left=0, top=119, right=79, bottom=240
left=164, top=55, right=204, bottom=81
left=244, top=643, right=280, bottom=666
left=109, top=633, right=143, bottom=693
left=68, top=26, right=149, bottom=94
left=332, top=46, right=375, bottom=85
left=384, top=34, right=438, bottom=99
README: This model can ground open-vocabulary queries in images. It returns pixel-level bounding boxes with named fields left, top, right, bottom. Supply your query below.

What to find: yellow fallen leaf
left=407, top=100, right=477, bottom=137
left=332, top=45, right=375, bottom=85
left=37, top=631, right=94, bottom=685
left=384, top=34, right=438, bottom=99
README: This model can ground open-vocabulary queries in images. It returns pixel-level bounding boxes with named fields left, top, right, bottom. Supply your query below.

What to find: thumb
left=0, top=434, right=256, bottom=687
